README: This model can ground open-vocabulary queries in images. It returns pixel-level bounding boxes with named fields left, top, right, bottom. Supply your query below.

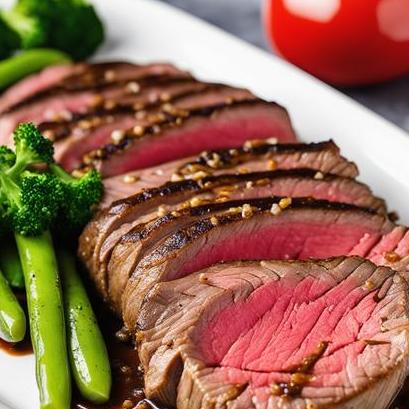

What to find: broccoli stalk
left=0, top=123, right=104, bottom=409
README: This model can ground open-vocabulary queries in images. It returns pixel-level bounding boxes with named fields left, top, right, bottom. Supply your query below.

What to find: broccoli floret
left=2, top=0, right=105, bottom=60
left=8, top=172, right=63, bottom=236
left=0, top=123, right=103, bottom=236
left=0, top=15, right=19, bottom=59
left=0, top=125, right=60, bottom=235
left=8, top=123, right=54, bottom=177
left=46, top=0, right=105, bottom=61
left=0, top=147, right=16, bottom=172
left=0, top=170, right=63, bottom=236
left=50, top=165, right=103, bottom=230
left=1, top=6, right=47, bottom=49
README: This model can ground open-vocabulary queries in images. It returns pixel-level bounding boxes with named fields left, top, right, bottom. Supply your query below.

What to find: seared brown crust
left=115, top=167, right=372, bottom=210
left=122, top=189, right=381, bottom=245
left=5, top=62, right=192, bottom=113
left=115, top=196, right=377, bottom=264
left=108, top=140, right=358, bottom=212
left=79, top=99, right=289, bottom=168
left=123, top=196, right=358, bottom=246
left=105, top=140, right=355, bottom=210
left=38, top=82, right=250, bottom=142
left=181, top=141, right=344, bottom=174
left=137, top=196, right=379, bottom=259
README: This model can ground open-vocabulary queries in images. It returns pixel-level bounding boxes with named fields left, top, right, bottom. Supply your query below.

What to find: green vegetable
left=59, top=249, right=111, bottom=404
left=2, top=0, right=105, bottom=60
left=2, top=6, right=46, bottom=49
left=0, top=124, right=63, bottom=236
left=0, top=48, right=71, bottom=91
left=16, top=232, right=70, bottom=409
left=0, top=267, right=26, bottom=342
left=0, top=15, right=19, bottom=59
left=0, top=146, right=17, bottom=171
left=50, top=165, right=103, bottom=231
left=0, top=123, right=104, bottom=408
left=0, top=237, right=25, bottom=288
left=0, top=123, right=102, bottom=235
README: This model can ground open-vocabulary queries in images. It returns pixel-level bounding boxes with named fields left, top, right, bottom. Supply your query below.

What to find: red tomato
left=264, top=0, right=409, bottom=86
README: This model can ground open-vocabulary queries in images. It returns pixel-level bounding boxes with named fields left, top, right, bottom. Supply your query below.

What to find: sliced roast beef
left=136, top=257, right=409, bottom=408
left=101, top=171, right=385, bottom=312
left=103, top=168, right=382, bottom=210
left=0, top=62, right=190, bottom=143
left=38, top=79, right=208, bottom=140
left=1, top=61, right=186, bottom=112
left=79, top=99, right=297, bottom=177
left=40, top=84, right=256, bottom=170
left=103, top=140, right=358, bottom=201
left=79, top=141, right=358, bottom=299
left=120, top=197, right=393, bottom=329
left=366, top=226, right=409, bottom=278
left=0, top=64, right=82, bottom=114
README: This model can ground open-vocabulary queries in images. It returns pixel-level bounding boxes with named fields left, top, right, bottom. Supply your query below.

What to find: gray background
left=159, top=0, right=409, bottom=133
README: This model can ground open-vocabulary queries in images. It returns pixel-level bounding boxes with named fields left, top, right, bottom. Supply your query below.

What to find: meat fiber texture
left=136, top=258, right=409, bottom=409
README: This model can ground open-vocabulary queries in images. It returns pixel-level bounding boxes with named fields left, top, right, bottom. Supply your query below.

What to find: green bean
left=0, top=237, right=25, bottom=289
left=58, top=249, right=111, bottom=404
left=0, top=267, right=26, bottom=342
left=0, top=49, right=71, bottom=90
left=15, top=231, right=71, bottom=409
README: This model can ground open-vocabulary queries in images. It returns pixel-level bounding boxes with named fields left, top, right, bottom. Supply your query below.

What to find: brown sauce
left=0, top=334, right=32, bottom=356
left=271, top=341, right=329, bottom=398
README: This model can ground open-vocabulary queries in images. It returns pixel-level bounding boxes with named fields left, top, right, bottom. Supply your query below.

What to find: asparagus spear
left=59, top=249, right=111, bottom=403
left=0, top=49, right=71, bottom=90
left=16, top=232, right=71, bottom=409
left=0, top=237, right=24, bottom=289
left=0, top=266, right=25, bottom=342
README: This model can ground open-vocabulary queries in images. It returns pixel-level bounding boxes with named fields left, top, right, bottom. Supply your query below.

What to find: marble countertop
left=160, top=0, right=409, bottom=133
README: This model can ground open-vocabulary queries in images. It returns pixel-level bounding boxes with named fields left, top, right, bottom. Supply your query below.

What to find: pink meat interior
left=102, top=105, right=295, bottom=176
left=197, top=273, right=381, bottom=389
left=176, top=220, right=381, bottom=280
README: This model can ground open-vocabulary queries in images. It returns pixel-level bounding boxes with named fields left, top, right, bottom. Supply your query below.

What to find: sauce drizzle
left=271, top=341, right=328, bottom=398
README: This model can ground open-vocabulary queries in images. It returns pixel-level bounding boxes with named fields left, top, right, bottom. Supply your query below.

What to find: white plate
left=1, top=0, right=409, bottom=408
